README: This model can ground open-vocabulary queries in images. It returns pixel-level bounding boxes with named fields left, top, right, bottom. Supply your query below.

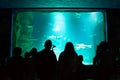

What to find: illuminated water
left=13, top=11, right=106, bottom=65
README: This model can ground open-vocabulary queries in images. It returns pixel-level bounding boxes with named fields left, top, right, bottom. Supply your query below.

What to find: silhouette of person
left=24, top=52, right=33, bottom=80
left=23, top=48, right=37, bottom=80
left=93, top=45, right=102, bottom=80
left=29, top=48, right=38, bottom=80
left=93, top=45, right=101, bottom=66
left=36, top=40, right=57, bottom=80
left=77, top=55, right=86, bottom=80
left=94, top=41, right=113, bottom=80
left=7, top=47, right=24, bottom=80
left=57, top=42, right=78, bottom=80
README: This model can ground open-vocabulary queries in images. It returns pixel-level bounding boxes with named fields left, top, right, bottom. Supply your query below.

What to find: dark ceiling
left=0, top=0, right=120, bottom=8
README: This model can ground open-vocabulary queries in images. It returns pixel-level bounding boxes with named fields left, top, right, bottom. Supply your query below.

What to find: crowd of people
left=0, top=40, right=117, bottom=80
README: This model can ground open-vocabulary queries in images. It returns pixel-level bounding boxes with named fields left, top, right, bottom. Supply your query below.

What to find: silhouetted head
left=100, top=41, right=108, bottom=50
left=44, top=40, right=52, bottom=50
left=25, top=52, right=29, bottom=58
left=30, top=48, right=37, bottom=56
left=78, top=55, right=83, bottom=62
left=64, top=42, right=75, bottom=53
left=13, top=47, right=22, bottom=56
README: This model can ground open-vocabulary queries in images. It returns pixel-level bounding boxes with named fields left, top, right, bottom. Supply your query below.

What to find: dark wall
left=107, top=9, right=120, bottom=45
left=0, top=9, right=12, bottom=61
left=107, top=9, right=120, bottom=57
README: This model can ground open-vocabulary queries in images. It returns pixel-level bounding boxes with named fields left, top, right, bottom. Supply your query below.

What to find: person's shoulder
left=74, top=52, right=78, bottom=56
left=60, top=51, right=64, bottom=54
left=59, top=51, right=65, bottom=57
left=50, top=50, right=55, bottom=53
left=38, top=49, right=45, bottom=54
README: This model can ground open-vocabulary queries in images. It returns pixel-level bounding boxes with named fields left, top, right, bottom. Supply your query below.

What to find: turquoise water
left=14, top=11, right=106, bottom=65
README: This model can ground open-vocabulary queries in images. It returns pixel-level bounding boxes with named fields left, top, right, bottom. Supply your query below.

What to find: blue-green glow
left=52, top=12, right=65, bottom=32
left=14, top=11, right=106, bottom=65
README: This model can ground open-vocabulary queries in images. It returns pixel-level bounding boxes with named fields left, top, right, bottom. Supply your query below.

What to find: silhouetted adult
left=57, top=42, right=78, bottom=80
left=94, top=41, right=113, bottom=80
left=7, top=47, right=24, bottom=80
left=36, top=40, right=57, bottom=80
left=77, top=55, right=86, bottom=80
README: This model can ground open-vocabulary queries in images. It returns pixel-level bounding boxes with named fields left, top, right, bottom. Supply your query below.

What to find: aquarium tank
left=12, top=9, right=107, bottom=65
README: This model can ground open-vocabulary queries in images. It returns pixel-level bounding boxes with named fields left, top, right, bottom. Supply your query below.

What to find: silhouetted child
left=24, top=52, right=33, bottom=80
left=77, top=55, right=86, bottom=80
left=29, top=48, right=38, bottom=80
